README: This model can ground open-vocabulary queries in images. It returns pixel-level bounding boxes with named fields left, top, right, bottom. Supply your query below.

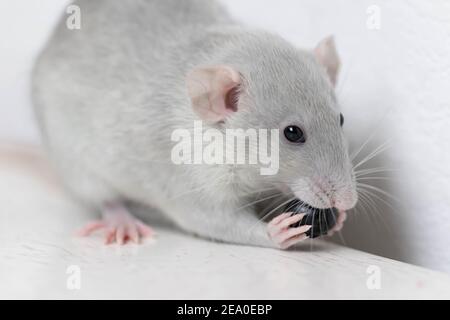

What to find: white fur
left=32, top=0, right=357, bottom=247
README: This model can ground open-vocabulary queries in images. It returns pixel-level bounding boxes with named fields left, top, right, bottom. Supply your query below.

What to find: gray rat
left=32, top=0, right=357, bottom=249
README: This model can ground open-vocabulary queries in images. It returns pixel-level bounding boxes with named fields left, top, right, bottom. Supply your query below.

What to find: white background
left=1, top=0, right=449, bottom=273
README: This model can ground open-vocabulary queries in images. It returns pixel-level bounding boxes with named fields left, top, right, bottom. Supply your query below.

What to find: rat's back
left=42, top=0, right=233, bottom=57
left=67, top=0, right=231, bottom=35
left=33, top=0, right=233, bottom=133
left=32, top=0, right=233, bottom=204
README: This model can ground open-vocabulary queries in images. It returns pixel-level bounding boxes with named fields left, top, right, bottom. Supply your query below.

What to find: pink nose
left=334, top=196, right=356, bottom=211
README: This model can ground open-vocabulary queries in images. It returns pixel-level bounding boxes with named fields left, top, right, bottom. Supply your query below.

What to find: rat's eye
left=340, top=113, right=344, bottom=127
left=284, top=125, right=306, bottom=143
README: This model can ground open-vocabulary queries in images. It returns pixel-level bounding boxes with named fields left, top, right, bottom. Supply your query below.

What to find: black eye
left=284, top=125, right=306, bottom=143
left=340, top=113, right=344, bottom=127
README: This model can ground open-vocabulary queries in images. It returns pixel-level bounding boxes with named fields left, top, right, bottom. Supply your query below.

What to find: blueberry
left=284, top=199, right=338, bottom=238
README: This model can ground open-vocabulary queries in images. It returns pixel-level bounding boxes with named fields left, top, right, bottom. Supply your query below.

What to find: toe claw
left=268, top=213, right=310, bottom=249
left=269, top=213, right=290, bottom=226
left=105, top=228, right=116, bottom=245
left=277, top=225, right=311, bottom=243
left=116, top=226, right=126, bottom=245
left=281, top=234, right=308, bottom=249
left=278, top=214, right=304, bottom=230
left=79, top=203, right=155, bottom=245
left=327, top=210, right=347, bottom=236
left=128, top=225, right=140, bottom=243
left=136, top=221, right=154, bottom=238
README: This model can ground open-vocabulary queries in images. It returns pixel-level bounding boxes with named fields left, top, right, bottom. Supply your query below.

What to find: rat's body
left=33, top=0, right=357, bottom=248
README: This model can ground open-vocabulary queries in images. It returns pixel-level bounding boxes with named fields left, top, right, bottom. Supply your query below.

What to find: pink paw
left=78, top=209, right=154, bottom=245
left=327, top=210, right=347, bottom=236
left=267, top=213, right=311, bottom=249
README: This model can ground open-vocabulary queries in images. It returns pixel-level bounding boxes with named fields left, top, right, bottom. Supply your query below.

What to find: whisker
left=356, top=176, right=394, bottom=182
left=353, top=139, right=392, bottom=170
left=358, top=190, right=391, bottom=232
left=349, top=110, right=392, bottom=162
left=357, top=182, right=401, bottom=204
left=355, top=192, right=379, bottom=228
left=357, top=186, right=399, bottom=213
left=247, top=196, right=298, bottom=241
left=355, top=167, right=396, bottom=177
left=235, top=191, right=285, bottom=212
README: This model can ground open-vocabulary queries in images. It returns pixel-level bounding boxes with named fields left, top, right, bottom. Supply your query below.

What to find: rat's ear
left=186, top=65, right=241, bottom=122
left=314, top=36, right=341, bottom=87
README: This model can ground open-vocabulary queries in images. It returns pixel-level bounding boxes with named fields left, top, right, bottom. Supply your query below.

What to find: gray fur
left=32, top=0, right=357, bottom=247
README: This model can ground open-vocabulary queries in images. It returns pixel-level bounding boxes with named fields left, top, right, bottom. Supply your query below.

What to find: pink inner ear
left=314, top=36, right=340, bottom=87
left=187, top=65, right=242, bottom=122
left=211, top=66, right=241, bottom=116
left=225, top=85, right=240, bottom=112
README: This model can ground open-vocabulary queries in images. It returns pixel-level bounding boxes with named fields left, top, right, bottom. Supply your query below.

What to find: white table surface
left=1, top=144, right=450, bottom=299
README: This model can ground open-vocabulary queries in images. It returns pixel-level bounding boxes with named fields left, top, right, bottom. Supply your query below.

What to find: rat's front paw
left=327, top=210, right=347, bottom=236
left=267, top=213, right=311, bottom=249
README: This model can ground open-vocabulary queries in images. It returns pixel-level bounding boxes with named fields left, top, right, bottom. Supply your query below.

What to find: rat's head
left=186, top=34, right=357, bottom=211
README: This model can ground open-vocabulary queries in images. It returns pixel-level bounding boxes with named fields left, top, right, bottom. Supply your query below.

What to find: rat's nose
left=334, top=191, right=358, bottom=211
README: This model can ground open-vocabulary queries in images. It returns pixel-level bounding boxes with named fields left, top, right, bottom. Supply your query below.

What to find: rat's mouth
left=283, top=199, right=338, bottom=238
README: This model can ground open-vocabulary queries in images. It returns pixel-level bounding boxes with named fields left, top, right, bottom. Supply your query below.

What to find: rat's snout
left=306, top=175, right=358, bottom=211
left=321, top=175, right=358, bottom=211
left=333, top=167, right=359, bottom=211
left=333, top=186, right=358, bottom=211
